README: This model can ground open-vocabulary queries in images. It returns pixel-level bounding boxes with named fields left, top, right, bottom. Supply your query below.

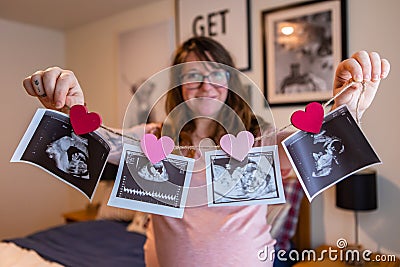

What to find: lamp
left=336, top=168, right=378, bottom=246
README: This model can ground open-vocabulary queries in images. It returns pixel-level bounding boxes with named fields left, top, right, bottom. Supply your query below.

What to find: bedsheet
left=3, top=220, right=146, bottom=267
left=0, top=242, right=62, bottom=267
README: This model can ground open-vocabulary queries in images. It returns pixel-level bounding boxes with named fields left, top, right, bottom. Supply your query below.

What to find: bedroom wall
left=65, top=0, right=175, bottom=129
left=0, top=18, right=75, bottom=240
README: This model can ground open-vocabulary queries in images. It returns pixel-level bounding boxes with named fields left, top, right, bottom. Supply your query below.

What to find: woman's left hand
left=331, top=51, right=390, bottom=118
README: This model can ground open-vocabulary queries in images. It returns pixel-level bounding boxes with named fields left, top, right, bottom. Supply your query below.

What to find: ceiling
left=0, top=0, right=161, bottom=31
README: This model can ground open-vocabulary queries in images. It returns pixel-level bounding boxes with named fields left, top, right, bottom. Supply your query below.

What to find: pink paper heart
left=290, top=102, right=324, bottom=134
left=140, top=134, right=175, bottom=164
left=69, top=105, right=102, bottom=135
left=220, top=131, right=255, bottom=162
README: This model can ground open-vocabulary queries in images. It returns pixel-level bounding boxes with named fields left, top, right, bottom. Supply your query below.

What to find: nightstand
left=62, top=203, right=100, bottom=223
left=294, top=245, right=399, bottom=267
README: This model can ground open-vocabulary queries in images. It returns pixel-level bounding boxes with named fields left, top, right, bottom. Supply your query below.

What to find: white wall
left=0, top=18, right=112, bottom=240
left=65, top=0, right=175, bottom=128
left=0, top=18, right=73, bottom=240
left=1, top=0, right=398, bottom=257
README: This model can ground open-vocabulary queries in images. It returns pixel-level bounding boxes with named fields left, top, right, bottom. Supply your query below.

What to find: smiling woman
left=180, top=59, right=229, bottom=118
left=164, top=37, right=260, bottom=158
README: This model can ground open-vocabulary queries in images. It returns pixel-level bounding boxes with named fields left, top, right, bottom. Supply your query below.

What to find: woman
left=23, top=37, right=390, bottom=266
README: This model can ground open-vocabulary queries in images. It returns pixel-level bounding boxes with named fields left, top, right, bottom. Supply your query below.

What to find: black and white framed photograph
left=176, top=0, right=251, bottom=71
left=282, top=105, right=381, bottom=201
left=262, top=0, right=347, bottom=106
left=11, top=109, right=110, bottom=200
left=205, top=146, right=285, bottom=206
left=108, top=144, right=194, bottom=218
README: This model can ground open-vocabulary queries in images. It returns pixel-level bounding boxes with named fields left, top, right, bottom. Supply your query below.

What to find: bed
left=0, top=164, right=309, bottom=266
left=2, top=220, right=146, bottom=267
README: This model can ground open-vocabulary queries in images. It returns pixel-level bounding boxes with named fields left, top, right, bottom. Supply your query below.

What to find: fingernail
left=372, top=75, right=379, bottom=81
left=55, top=101, right=63, bottom=109
left=364, top=74, right=371, bottom=81
left=355, top=75, right=363, bottom=82
left=381, top=72, right=387, bottom=78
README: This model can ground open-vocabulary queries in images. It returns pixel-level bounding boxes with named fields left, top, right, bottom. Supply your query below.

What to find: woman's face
left=180, top=52, right=229, bottom=117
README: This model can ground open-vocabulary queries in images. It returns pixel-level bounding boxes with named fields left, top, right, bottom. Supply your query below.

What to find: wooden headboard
left=292, top=196, right=311, bottom=250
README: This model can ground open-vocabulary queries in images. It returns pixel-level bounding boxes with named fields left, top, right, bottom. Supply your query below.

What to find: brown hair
left=162, top=37, right=265, bottom=155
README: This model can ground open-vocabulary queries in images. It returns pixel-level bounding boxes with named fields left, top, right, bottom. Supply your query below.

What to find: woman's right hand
left=23, top=66, right=85, bottom=112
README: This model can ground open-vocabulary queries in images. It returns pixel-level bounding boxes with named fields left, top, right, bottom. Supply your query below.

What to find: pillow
left=267, top=203, right=292, bottom=238
left=95, top=181, right=137, bottom=221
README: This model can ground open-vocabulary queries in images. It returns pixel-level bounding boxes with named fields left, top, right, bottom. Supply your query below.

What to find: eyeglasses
left=180, top=70, right=230, bottom=89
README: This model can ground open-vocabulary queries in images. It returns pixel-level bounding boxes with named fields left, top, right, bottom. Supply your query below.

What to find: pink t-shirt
left=98, top=125, right=283, bottom=266
left=143, top=164, right=276, bottom=267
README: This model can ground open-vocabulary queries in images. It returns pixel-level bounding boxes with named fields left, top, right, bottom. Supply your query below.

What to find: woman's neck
left=187, top=118, right=218, bottom=159
left=193, top=118, right=216, bottom=139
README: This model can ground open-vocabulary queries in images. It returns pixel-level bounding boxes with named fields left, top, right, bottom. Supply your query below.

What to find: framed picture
left=176, top=0, right=251, bottom=71
left=262, top=0, right=347, bottom=106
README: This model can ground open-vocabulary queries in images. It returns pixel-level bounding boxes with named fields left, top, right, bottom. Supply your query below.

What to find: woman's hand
left=331, top=51, right=390, bottom=118
left=23, top=66, right=85, bottom=112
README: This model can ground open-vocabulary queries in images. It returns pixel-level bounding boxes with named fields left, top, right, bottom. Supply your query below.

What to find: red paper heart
left=69, top=105, right=102, bottom=135
left=290, top=102, right=324, bottom=133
